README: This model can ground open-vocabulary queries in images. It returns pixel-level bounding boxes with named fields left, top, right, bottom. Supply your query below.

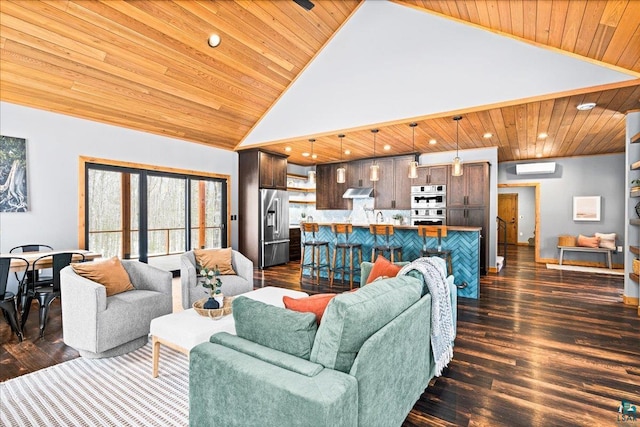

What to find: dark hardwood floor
left=1, top=246, right=638, bottom=426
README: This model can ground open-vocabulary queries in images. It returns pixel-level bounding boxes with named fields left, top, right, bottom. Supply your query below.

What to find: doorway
left=498, top=193, right=518, bottom=245
left=498, top=183, right=541, bottom=263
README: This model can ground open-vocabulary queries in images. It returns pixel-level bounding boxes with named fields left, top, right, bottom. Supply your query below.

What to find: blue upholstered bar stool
left=369, top=224, right=402, bottom=263
left=418, top=225, right=453, bottom=276
left=330, top=223, right=362, bottom=289
left=299, top=222, right=331, bottom=285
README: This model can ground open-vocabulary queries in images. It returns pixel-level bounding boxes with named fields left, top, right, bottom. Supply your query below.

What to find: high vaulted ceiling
left=1, top=0, right=639, bottom=165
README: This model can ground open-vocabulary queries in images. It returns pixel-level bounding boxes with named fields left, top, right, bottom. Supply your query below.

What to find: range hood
left=342, top=187, right=374, bottom=198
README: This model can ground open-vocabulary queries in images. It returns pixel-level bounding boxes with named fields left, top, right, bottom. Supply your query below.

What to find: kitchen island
left=300, top=223, right=481, bottom=299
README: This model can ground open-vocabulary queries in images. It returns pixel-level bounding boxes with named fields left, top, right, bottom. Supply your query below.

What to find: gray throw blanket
left=398, top=257, right=454, bottom=377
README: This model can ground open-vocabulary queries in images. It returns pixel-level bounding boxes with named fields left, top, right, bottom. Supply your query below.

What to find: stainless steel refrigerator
left=260, top=189, right=290, bottom=269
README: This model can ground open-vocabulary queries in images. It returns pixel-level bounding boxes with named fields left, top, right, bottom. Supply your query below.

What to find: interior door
left=498, top=193, right=518, bottom=244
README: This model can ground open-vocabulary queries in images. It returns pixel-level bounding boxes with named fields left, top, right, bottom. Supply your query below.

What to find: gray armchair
left=181, top=249, right=253, bottom=310
left=60, top=260, right=172, bottom=358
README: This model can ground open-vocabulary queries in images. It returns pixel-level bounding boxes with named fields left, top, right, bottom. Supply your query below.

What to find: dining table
left=0, top=249, right=103, bottom=272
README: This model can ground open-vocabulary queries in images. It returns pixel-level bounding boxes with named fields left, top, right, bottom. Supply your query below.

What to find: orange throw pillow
left=194, top=247, right=236, bottom=275
left=283, top=293, right=337, bottom=324
left=577, top=234, right=599, bottom=248
left=366, top=255, right=402, bottom=284
left=72, top=257, right=134, bottom=297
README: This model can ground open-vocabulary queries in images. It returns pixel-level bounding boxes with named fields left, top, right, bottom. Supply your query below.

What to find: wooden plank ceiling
left=1, top=0, right=639, bottom=165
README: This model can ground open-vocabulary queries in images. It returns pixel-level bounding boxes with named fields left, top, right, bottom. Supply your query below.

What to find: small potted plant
left=198, top=265, right=223, bottom=309
left=632, top=179, right=640, bottom=192
left=392, top=213, right=404, bottom=225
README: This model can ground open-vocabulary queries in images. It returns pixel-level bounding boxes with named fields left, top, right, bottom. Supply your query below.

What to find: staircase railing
left=496, top=216, right=507, bottom=267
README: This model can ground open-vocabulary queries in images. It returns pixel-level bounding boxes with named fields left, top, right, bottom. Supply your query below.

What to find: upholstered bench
left=557, top=246, right=615, bottom=269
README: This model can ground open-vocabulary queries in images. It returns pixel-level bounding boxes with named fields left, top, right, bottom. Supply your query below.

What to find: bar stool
left=369, top=224, right=402, bottom=263
left=418, top=225, right=453, bottom=276
left=299, top=222, right=331, bottom=285
left=330, top=223, right=363, bottom=289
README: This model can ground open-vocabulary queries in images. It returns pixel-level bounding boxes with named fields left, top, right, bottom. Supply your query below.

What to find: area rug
left=0, top=343, right=189, bottom=426
left=546, top=263, right=625, bottom=276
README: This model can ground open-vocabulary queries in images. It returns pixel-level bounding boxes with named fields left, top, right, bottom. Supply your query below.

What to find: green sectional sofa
left=189, top=259, right=457, bottom=427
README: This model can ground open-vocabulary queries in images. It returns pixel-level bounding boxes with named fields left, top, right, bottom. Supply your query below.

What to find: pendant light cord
left=412, top=123, right=416, bottom=152
left=453, top=116, right=462, bottom=155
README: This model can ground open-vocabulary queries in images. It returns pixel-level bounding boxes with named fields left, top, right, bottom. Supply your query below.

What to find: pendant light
left=308, top=138, right=316, bottom=185
left=336, top=134, right=346, bottom=183
left=452, top=116, right=463, bottom=177
left=370, top=129, right=379, bottom=182
left=408, top=122, right=418, bottom=179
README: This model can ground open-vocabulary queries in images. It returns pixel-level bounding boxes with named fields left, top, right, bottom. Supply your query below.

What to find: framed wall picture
left=573, top=196, right=600, bottom=221
left=0, top=135, right=28, bottom=212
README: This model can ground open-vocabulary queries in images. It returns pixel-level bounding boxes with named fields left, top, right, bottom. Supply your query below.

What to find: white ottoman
left=150, top=286, right=308, bottom=377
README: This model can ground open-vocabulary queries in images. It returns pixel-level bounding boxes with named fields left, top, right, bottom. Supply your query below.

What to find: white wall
left=419, top=147, right=498, bottom=271
left=0, top=102, right=239, bottom=253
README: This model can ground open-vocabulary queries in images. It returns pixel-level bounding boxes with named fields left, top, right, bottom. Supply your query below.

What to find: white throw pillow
left=595, top=232, right=616, bottom=250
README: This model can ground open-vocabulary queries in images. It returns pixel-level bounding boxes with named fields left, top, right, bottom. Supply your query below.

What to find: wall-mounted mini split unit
left=515, top=162, right=556, bottom=175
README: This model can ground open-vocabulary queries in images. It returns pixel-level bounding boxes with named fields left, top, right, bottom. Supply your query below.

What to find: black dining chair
left=10, top=244, right=54, bottom=310
left=21, top=252, right=85, bottom=338
left=9, top=244, right=54, bottom=254
left=0, top=256, right=29, bottom=342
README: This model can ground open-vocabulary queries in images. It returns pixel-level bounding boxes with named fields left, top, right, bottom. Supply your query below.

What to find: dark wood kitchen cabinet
left=372, top=157, right=395, bottom=209
left=446, top=162, right=490, bottom=275
left=417, top=164, right=449, bottom=185
left=448, top=162, right=489, bottom=207
left=316, top=155, right=417, bottom=210
left=346, top=159, right=374, bottom=189
left=375, top=155, right=414, bottom=209
left=316, top=163, right=350, bottom=210
left=289, top=226, right=301, bottom=261
left=258, top=151, right=287, bottom=189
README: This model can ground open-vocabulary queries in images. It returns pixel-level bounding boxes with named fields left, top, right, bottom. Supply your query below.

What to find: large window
left=81, top=158, right=229, bottom=272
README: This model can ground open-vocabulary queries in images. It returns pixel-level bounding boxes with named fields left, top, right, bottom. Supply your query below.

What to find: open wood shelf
left=289, top=200, right=315, bottom=205
left=631, top=246, right=640, bottom=256
left=631, top=160, right=640, bottom=170
left=631, top=219, right=640, bottom=225
left=287, top=187, right=315, bottom=193
left=287, top=172, right=308, bottom=179
left=630, top=273, right=639, bottom=282
left=631, top=188, right=640, bottom=198
left=631, top=131, right=640, bottom=144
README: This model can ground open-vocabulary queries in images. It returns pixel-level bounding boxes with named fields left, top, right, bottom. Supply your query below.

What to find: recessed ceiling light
left=429, top=139, right=437, bottom=145
left=383, top=144, right=391, bottom=151
left=208, top=34, right=221, bottom=48
left=302, top=152, right=309, bottom=157
left=576, top=102, right=596, bottom=111
left=483, top=132, right=492, bottom=139
left=344, top=150, right=351, bottom=155
left=536, top=153, right=542, bottom=158
left=538, top=132, right=548, bottom=139
left=311, top=154, right=317, bottom=159
left=284, top=146, right=291, bottom=152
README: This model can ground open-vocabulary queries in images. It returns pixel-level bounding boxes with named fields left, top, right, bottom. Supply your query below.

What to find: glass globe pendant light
left=452, top=116, right=463, bottom=177
left=336, top=134, right=346, bottom=183
left=369, top=129, right=380, bottom=181
left=408, top=122, right=418, bottom=179
left=308, top=138, right=316, bottom=185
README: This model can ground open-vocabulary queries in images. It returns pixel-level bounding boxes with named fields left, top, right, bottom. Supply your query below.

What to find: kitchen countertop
left=292, top=222, right=481, bottom=232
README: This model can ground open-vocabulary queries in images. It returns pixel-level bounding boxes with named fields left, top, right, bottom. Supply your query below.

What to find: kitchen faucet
left=376, top=211, right=384, bottom=224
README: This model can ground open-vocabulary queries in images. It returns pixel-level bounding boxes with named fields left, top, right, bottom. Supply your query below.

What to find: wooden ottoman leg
left=152, top=336, right=161, bottom=378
